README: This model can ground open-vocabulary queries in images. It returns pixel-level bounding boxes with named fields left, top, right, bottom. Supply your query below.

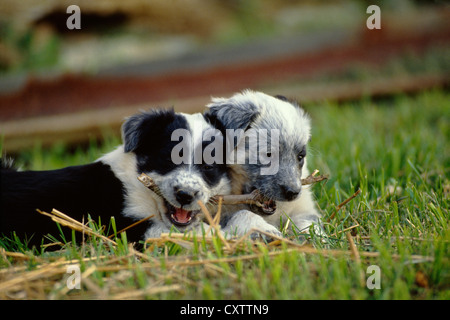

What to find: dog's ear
left=274, top=94, right=289, bottom=102
left=122, top=109, right=176, bottom=153
left=205, top=97, right=260, bottom=132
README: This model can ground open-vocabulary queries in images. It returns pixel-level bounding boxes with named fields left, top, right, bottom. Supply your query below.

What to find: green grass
left=0, top=90, right=448, bottom=300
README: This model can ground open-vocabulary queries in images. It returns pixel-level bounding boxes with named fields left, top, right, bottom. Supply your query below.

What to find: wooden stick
left=137, top=170, right=328, bottom=207
left=301, top=169, right=328, bottom=185
left=212, top=191, right=263, bottom=206
left=137, top=173, right=158, bottom=190
left=327, top=189, right=362, bottom=222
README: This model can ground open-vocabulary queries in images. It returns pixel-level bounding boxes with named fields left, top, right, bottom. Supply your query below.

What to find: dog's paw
left=221, top=209, right=282, bottom=242
left=291, top=214, right=327, bottom=242
left=249, top=226, right=283, bottom=242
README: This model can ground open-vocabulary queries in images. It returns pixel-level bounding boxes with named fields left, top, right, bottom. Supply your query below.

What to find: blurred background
left=0, top=0, right=449, bottom=153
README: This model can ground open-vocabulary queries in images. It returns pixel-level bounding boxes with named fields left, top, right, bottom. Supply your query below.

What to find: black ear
left=205, top=98, right=259, bottom=133
left=204, top=97, right=260, bottom=155
left=274, top=94, right=289, bottom=102
left=122, top=109, right=177, bottom=153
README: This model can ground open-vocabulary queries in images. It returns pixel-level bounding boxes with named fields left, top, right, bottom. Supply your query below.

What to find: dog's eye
left=298, top=149, right=306, bottom=165
left=202, top=164, right=214, bottom=171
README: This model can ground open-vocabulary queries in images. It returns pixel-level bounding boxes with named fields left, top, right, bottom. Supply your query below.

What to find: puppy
left=0, top=109, right=231, bottom=248
left=204, top=90, right=321, bottom=238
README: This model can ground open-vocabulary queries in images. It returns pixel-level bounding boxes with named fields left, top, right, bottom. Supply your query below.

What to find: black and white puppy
left=0, top=109, right=231, bottom=248
left=205, top=90, right=321, bottom=237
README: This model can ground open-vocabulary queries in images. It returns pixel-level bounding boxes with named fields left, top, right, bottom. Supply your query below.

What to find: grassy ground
left=0, top=90, right=448, bottom=300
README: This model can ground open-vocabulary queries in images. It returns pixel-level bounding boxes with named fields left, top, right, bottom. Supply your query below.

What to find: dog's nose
left=175, top=190, right=197, bottom=206
left=281, top=185, right=300, bottom=201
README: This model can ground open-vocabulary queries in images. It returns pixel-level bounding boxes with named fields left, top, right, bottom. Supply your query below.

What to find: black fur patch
left=0, top=162, right=149, bottom=248
left=205, top=101, right=260, bottom=133
left=122, top=109, right=189, bottom=175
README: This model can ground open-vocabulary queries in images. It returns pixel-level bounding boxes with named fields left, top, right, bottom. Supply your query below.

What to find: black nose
left=281, top=185, right=300, bottom=201
left=175, top=190, right=196, bottom=206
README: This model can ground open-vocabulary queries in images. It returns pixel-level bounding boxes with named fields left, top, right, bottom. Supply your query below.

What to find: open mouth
left=248, top=186, right=277, bottom=215
left=251, top=198, right=277, bottom=215
left=165, top=200, right=199, bottom=227
left=248, top=190, right=277, bottom=215
left=260, top=199, right=277, bottom=215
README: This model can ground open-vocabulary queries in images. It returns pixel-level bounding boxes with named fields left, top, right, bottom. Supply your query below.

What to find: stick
left=327, top=189, right=362, bottom=222
left=137, top=173, right=158, bottom=190
left=301, top=169, right=328, bottom=185
left=137, top=171, right=328, bottom=207
left=212, top=191, right=263, bottom=206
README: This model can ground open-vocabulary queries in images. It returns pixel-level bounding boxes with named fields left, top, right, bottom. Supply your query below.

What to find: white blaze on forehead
left=181, top=112, right=208, bottom=146
left=176, top=112, right=223, bottom=166
left=176, top=113, right=206, bottom=166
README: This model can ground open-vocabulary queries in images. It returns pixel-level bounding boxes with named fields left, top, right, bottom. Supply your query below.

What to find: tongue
left=174, top=208, right=191, bottom=223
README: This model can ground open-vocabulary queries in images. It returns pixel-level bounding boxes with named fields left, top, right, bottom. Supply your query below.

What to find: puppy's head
left=122, top=109, right=230, bottom=230
left=205, top=90, right=311, bottom=211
